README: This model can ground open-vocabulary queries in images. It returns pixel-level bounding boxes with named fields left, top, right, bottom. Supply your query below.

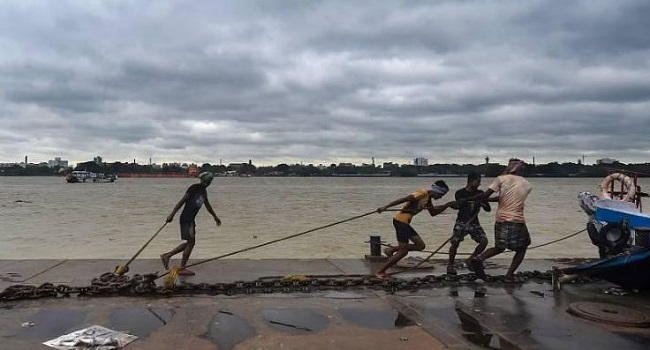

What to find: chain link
left=0, top=269, right=598, bottom=301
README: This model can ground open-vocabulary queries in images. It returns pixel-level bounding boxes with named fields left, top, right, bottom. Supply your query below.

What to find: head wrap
left=503, top=158, right=525, bottom=175
left=199, top=172, right=214, bottom=182
left=431, top=184, right=449, bottom=196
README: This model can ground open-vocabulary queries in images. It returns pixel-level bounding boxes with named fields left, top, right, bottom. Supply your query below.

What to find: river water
left=1, top=176, right=646, bottom=260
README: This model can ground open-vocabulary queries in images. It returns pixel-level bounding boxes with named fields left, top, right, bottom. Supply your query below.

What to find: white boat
left=66, top=171, right=117, bottom=183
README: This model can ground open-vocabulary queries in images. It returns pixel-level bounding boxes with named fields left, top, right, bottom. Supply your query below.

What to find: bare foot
left=383, top=246, right=395, bottom=257
left=160, top=254, right=170, bottom=270
left=375, top=271, right=391, bottom=279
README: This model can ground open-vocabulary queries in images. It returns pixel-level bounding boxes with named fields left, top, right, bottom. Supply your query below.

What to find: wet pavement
left=1, top=258, right=650, bottom=349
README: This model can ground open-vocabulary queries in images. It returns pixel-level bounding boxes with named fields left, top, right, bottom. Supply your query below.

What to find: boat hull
left=564, top=247, right=650, bottom=290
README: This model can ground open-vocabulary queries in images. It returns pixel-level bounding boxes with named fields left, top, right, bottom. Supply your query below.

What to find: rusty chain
left=0, top=270, right=597, bottom=301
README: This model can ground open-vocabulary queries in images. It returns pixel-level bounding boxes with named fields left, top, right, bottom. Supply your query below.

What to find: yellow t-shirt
left=488, top=174, right=532, bottom=223
left=393, top=189, right=431, bottom=224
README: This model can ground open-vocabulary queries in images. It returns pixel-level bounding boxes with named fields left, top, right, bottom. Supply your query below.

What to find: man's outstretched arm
left=377, top=195, right=414, bottom=213
left=167, top=192, right=190, bottom=222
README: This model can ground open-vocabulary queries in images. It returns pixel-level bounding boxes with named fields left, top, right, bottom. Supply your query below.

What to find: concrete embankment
left=1, top=258, right=649, bottom=349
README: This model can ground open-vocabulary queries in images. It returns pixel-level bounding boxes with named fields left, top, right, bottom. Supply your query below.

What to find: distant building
left=596, top=157, right=618, bottom=165
left=414, top=157, right=428, bottom=166
left=48, top=157, right=69, bottom=168
left=93, top=156, right=103, bottom=165
left=188, top=164, right=199, bottom=177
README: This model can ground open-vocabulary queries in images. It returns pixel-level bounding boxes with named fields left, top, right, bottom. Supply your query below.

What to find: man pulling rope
left=374, top=180, right=456, bottom=279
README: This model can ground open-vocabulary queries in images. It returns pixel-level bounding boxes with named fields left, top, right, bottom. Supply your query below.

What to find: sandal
left=178, top=268, right=196, bottom=276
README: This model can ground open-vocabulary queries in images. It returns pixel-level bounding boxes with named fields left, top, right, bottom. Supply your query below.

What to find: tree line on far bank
left=1, top=160, right=649, bottom=178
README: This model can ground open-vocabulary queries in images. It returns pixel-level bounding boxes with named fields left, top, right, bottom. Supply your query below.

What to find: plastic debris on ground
left=43, top=325, right=137, bottom=350
left=602, top=287, right=639, bottom=296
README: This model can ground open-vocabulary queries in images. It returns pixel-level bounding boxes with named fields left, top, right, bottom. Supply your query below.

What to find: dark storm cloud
left=0, top=0, right=649, bottom=166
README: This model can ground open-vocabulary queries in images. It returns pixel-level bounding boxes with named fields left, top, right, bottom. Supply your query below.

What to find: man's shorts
left=393, top=219, right=419, bottom=243
left=451, top=221, right=487, bottom=244
left=180, top=221, right=196, bottom=242
left=494, top=222, right=530, bottom=251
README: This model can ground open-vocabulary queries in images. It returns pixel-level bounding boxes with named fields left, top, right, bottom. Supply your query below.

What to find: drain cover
left=567, top=302, right=650, bottom=327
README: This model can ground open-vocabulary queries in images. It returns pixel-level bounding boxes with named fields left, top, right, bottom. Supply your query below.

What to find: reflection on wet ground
left=206, top=310, right=256, bottom=350
left=262, top=308, right=329, bottom=333
left=110, top=308, right=173, bottom=338
left=338, top=308, right=414, bottom=329
left=17, top=309, right=86, bottom=339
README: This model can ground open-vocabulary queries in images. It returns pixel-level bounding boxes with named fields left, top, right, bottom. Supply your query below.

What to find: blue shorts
left=393, top=219, right=419, bottom=243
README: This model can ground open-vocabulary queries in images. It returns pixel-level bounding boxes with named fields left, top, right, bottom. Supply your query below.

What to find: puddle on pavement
left=206, top=310, right=256, bottom=350
left=463, top=332, right=502, bottom=349
left=456, top=306, right=503, bottom=349
left=18, top=309, right=87, bottom=339
left=110, top=308, right=173, bottom=338
left=338, top=308, right=414, bottom=329
left=262, top=308, right=328, bottom=333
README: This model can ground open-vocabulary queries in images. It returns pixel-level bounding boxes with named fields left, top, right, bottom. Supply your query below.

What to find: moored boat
left=565, top=170, right=650, bottom=290
left=66, top=171, right=117, bottom=183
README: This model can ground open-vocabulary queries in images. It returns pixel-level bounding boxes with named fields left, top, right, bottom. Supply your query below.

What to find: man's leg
left=377, top=234, right=426, bottom=274
left=180, top=223, right=197, bottom=268
left=471, top=236, right=488, bottom=260
left=160, top=242, right=187, bottom=270
left=506, top=248, right=527, bottom=279
left=377, top=225, right=425, bottom=277
left=471, top=236, right=505, bottom=281
left=468, top=226, right=488, bottom=260
left=447, top=241, right=460, bottom=275
left=476, top=246, right=505, bottom=261
left=376, top=242, right=409, bottom=275
left=377, top=221, right=420, bottom=276
left=505, top=223, right=530, bottom=279
left=409, top=235, right=426, bottom=251
left=469, top=222, right=508, bottom=279
left=180, top=240, right=196, bottom=268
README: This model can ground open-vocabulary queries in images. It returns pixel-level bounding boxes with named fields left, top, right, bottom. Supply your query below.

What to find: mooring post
left=365, top=235, right=387, bottom=261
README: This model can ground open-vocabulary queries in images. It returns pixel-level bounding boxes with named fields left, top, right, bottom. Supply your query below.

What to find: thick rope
left=527, top=228, right=586, bottom=250
left=157, top=210, right=378, bottom=279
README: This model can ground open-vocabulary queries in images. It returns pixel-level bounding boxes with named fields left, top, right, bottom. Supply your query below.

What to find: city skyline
left=1, top=1, right=649, bottom=165
left=0, top=154, right=631, bottom=168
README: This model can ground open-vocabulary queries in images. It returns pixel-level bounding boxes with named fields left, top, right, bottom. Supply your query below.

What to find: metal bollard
left=365, top=235, right=387, bottom=261
left=369, top=235, right=381, bottom=256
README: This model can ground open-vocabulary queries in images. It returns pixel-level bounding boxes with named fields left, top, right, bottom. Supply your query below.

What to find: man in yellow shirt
left=375, top=180, right=455, bottom=278
left=463, top=158, right=533, bottom=282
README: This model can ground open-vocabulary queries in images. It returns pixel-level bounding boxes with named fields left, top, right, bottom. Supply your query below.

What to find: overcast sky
left=1, top=0, right=649, bottom=166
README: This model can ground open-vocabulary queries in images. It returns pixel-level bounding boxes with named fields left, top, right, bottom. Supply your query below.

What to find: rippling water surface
left=1, top=176, right=646, bottom=259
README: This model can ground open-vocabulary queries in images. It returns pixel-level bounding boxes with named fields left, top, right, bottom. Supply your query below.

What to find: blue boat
left=567, top=170, right=650, bottom=290
left=562, top=247, right=650, bottom=290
